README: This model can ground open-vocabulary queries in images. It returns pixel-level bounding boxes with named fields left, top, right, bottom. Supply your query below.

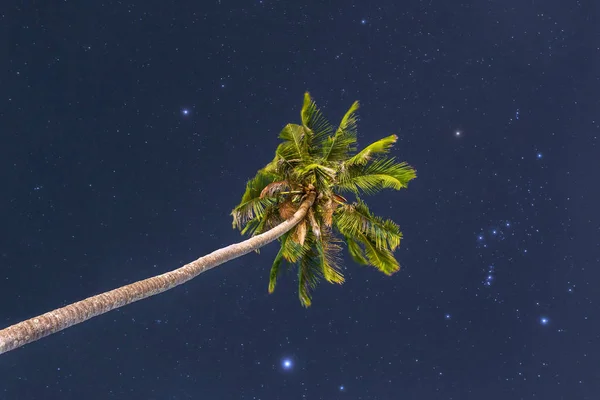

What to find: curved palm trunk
left=0, top=192, right=317, bottom=355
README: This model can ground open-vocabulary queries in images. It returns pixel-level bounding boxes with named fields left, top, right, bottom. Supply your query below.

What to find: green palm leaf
left=242, top=203, right=283, bottom=237
left=297, top=239, right=322, bottom=307
left=344, top=236, right=369, bottom=265
left=334, top=202, right=401, bottom=275
left=322, top=100, right=359, bottom=162
left=301, top=92, right=334, bottom=152
left=281, top=232, right=307, bottom=263
left=354, top=231, right=400, bottom=275
left=231, top=170, right=280, bottom=229
left=335, top=201, right=403, bottom=251
left=346, top=134, right=398, bottom=166
left=336, top=157, right=416, bottom=195
left=277, top=123, right=308, bottom=163
left=268, top=232, right=290, bottom=293
left=316, top=231, right=344, bottom=284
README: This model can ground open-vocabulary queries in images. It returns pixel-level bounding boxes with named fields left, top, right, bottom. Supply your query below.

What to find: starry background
left=1, top=1, right=599, bottom=399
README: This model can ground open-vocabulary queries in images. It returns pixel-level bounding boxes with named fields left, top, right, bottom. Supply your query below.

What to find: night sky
left=2, top=1, right=599, bottom=399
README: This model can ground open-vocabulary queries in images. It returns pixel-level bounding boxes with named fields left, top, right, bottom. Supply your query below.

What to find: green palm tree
left=232, top=92, right=417, bottom=306
left=0, top=92, right=416, bottom=355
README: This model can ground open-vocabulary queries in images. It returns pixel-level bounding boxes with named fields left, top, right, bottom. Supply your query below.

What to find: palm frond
left=277, top=124, right=308, bottom=162
left=261, top=154, right=282, bottom=175
left=336, top=157, right=417, bottom=196
left=334, top=202, right=402, bottom=275
left=346, top=134, right=398, bottom=166
left=295, top=163, right=338, bottom=194
left=280, top=234, right=306, bottom=263
left=317, top=231, right=345, bottom=284
left=231, top=169, right=280, bottom=230
left=332, top=193, right=348, bottom=204
left=313, top=165, right=336, bottom=194
left=294, top=229, right=345, bottom=307
left=301, top=92, right=334, bottom=149
left=355, top=231, right=400, bottom=275
left=295, top=163, right=337, bottom=180
left=297, top=259, right=314, bottom=307
left=322, top=100, right=359, bottom=162
left=297, top=239, right=322, bottom=307
left=344, top=235, right=369, bottom=265
left=335, top=100, right=360, bottom=137
left=335, top=201, right=403, bottom=251
left=242, top=203, right=284, bottom=237
left=268, top=232, right=291, bottom=293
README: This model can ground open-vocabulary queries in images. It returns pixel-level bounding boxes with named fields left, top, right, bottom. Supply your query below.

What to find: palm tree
left=0, top=92, right=416, bottom=355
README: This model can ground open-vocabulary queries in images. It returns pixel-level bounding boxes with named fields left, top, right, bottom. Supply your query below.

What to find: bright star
left=282, top=358, right=293, bottom=370
left=445, top=313, right=451, bottom=320
left=339, top=385, right=345, bottom=391
left=536, top=152, right=542, bottom=159
left=540, top=317, right=549, bottom=325
left=455, top=130, right=461, bottom=136
left=181, top=108, right=190, bottom=116
left=361, top=19, right=367, bottom=24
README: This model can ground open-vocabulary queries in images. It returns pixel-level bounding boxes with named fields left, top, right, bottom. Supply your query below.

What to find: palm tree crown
left=231, top=92, right=417, bottom=307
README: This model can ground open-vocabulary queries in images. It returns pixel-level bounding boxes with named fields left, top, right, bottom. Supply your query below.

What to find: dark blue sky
left=1, top=1, right=599, bottom=399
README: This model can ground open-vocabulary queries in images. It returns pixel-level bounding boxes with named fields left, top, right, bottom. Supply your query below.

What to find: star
left=181, top=108, right=190, bottom=116
left=455, top=130, right=461, bottom=137
left=536, top=152, right=542, bottom=159
left=361, top=19, right=367, bottom=25
left=540, top=317, right=549, bottom=325
left=339, top=385, right=345, bottom=391
left=282, top=358, right=293, bottom=370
